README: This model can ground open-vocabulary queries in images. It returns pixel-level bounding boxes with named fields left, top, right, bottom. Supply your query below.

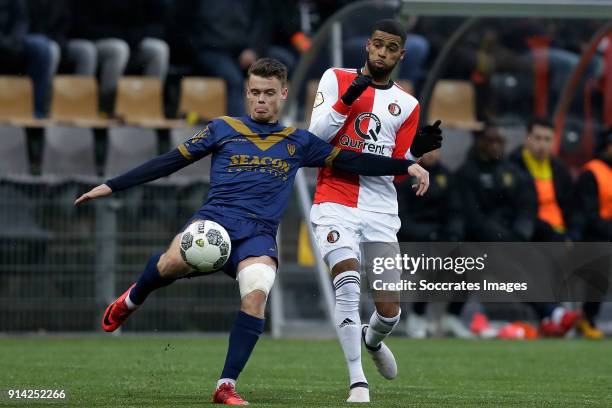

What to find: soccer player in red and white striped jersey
left=308, top=19, right=442, bottom=402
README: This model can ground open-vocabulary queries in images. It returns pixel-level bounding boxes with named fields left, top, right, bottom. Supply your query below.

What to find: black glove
left=340, top=74, right=372, bottom=106
left=411, top=120, right=442, bottom=157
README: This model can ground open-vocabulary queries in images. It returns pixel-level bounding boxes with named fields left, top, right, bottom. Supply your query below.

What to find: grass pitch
left=0, top=336, right=610, bottom=407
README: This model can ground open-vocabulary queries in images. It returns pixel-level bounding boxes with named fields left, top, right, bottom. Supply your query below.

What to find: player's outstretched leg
left=102, top=233, right=191, bottom=332
left=362, top=298, right=400, bottom=380
left=213, top=257, right=276, bottom=405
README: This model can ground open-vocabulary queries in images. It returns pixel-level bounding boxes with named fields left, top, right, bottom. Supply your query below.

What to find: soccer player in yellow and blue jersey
left=74, top=58, right=430, bottom=405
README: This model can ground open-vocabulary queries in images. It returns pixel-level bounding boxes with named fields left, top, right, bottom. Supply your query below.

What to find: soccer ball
left=180, top=220, right=231, bottom=273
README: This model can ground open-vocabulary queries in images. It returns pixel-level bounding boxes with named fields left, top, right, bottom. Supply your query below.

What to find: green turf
left=0, top=336, right=610, bottom=407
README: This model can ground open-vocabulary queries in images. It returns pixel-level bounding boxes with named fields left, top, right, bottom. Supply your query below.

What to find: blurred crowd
left=0, top=0, right=315, bottom=117
left=1, top=1, right=608, bottom=122
left=397, top=120, right=612, bottom=339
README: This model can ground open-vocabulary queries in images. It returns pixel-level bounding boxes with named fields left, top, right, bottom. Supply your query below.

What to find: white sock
left=365, top=310, right=401, bottom=349
left=125, top=291, right=139, bottom=310
left=216, top=378, right=236, bottom=389
left=333, top=271, right=366, bottom=387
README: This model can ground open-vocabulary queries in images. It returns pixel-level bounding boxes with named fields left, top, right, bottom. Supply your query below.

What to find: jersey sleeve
left=177, top=122, right=222, bottom=161
left=308, top=68, right=349, bottom=142
left=300, top=130, right=413, bottom=176
left=301, top=130, right=340, bottom=168
left=392, top=104, right=420, bottom=182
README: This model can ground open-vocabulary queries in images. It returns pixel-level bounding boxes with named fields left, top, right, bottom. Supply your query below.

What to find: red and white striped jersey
left=308, top=67, right=420, bottom=214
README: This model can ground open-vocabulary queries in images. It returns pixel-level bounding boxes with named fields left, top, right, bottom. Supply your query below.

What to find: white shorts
left=310, top=202, right=401, bottom=266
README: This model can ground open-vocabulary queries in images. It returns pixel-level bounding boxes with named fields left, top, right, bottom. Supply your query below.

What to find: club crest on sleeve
left=327, top=230, right=340, bottom=243
left=388, top=102, right=401, bottom=116
left=314, top=92, right=324, bottom=107
left=190, top=127, right=209, bottom=143
left=287, top=143, right=296, bottom=156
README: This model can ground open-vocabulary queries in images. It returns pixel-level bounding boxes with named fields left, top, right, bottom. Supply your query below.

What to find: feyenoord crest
left=287, top=143, right=296, bottom=156
left=388, top=102, right=401, bottom=116
left=327, top=230, right=340, bottom=243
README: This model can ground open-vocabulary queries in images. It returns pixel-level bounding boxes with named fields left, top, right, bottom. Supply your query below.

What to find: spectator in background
left=469, top=19, right=603, bottom=120
left=456, top=125, right=537, bottom=242
left=573, top=127, right=612, bottom=339
left=28, top=0, right=96, bottom=78
left=576, top=127, right=612, bottom=242
left=0, top=0, right=53, bottom=118
left=459, top=125, right=583, bottom=338
left=265, top=0, right=311, bottom=74
left=397, top=149, right=471, bottom=338
left=398, top=149, right=464, bottom=243
left=509, top=117, right=579, bottom=241
left=173, top=0, right=272, bottom=116
left=68, top=0, right=169, bottom=114
left=508, top=117, right=583, bottom=337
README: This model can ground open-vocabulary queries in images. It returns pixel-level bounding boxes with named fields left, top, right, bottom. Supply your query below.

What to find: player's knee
left=237, top=263, right=276, bottom=299
left=376, top=301, right=400, bottom=318
left=157, top=251, right=190, bottom=278
left=328, top=248, right=359, bottom=278
left=240, top=290, right=267, bottom=317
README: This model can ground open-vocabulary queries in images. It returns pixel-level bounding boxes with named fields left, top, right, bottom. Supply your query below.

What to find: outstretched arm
left=74, top=148, right=190, bottom=206
left=331, top=149, right=429, bottom=196
left=105, top=149, right=190, bottom=192
left=302, top=129, right=430, bottom=195
left=74, top=123, right=221, bottom=206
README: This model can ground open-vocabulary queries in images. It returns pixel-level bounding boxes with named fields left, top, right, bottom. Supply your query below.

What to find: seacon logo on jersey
left=338, top=112, right=385, bottom=155
left=228, top=154, right=291, bottom=181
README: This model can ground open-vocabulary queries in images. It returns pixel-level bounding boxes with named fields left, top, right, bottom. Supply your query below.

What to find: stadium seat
left=0, top=126, right=29, bottom=176
left=0, top=76, right=34, bottom=122
left=428, top=80, right=483, bottom=130
left=168, top=127, right=212, bottom=183
left=115, top=77, right=165, bottom=125
left=178, top=77, right=226, bottom=121
left=41, top=125, right=97, bottom=178
left=105, top=126, right=158, bottom=177
left=50, top=76, right=100, bottom=123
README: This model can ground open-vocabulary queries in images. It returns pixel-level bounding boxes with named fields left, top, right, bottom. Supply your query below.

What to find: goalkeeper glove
left=411, top=120, right=443, bottom=158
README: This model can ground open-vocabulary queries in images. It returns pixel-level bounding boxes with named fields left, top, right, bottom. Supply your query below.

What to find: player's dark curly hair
left=247, top=58, right=288, bottom=85
left=371, top=19, right=407, bottom=45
